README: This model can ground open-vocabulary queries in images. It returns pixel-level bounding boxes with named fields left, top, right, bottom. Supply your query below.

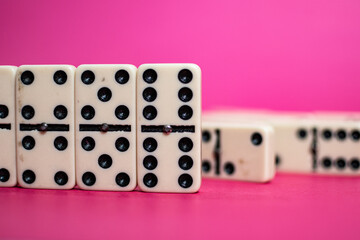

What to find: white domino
left=315, top=119, right=360, bottom=174
left=270, top=117, right=315, bottom=172
left=75, top=64, right=137, bottom=191
left=204, top=110, right=360, bottom=175
left=16, top=65, right=75, bottom=189
left=136, top=64, right=201, bottom=193
left=202, top=121, right=275, bottom=182
left=0, top=66, right=17, bottom=187
left=203, top=111, right=317, bottom=173
left=267, top=116, right=360, bottom=175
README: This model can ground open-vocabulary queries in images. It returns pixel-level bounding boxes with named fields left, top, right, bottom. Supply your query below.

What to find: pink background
left=1, top=1, right=360, bottom=239
left=1, top=0, right=360, bottom=111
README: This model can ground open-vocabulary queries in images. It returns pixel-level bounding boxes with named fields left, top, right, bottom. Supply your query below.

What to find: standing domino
left=137, top=64, right=201, bottom=193
left=16, top=65, right=75, bottom=189
left=202, top=122, right=275, bottom=182
left=0, top=66, right=17, bottom=187
left=75, top=65, right=137, bottom=191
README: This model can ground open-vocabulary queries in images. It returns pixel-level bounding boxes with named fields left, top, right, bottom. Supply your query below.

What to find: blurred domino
left=16, top=65, right=76, bottom=189
left=136, top=64, right=201, bottom=193
left=270, top=117, right=315, bottom=172
left=0, top=66, right=17, bottom=187
left=202, top=121, right=275, bottom=182
left=271, top=117, right=360, bottom=175
left=314, top=120, right=360, bottom=174
left=75, top=64, right=137, bottom=191
left=205, top=110, right=360, bottom=175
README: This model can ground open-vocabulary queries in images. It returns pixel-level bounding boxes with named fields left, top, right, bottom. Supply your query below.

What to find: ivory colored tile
left=137, top=64, right=201, bottom=193
left=75, top=64, right=137, bottom=191
left=202, top=122, right=275, bottom=182
left=16, top=65, right=75, bottom=189
left=0, top=66, right=17, bottom=187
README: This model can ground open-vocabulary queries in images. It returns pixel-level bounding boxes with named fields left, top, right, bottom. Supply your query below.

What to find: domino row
left=0, top=64, right=202, bottom=193
left=202, top=110, right=360, bottom=178
left=2, top=64, right=355, bottom=193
